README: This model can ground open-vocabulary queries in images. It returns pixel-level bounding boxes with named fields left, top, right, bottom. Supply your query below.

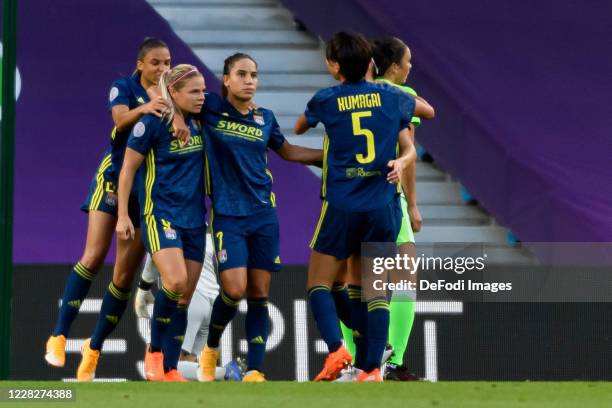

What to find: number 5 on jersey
left=352, top=111, right=375, bottom=164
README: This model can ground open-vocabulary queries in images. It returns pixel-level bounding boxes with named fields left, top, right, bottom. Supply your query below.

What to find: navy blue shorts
left=141, top=215, right=205, bottom=263
left=80, top=163, right=140, bottom=227
left=210, top=207, right=281, bottom=273
left=310, top=197, right=402, bottom=260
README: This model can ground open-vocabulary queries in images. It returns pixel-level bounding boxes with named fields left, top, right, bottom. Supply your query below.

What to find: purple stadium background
left=12, top=0, right=322, bottom=264
left=11, top=0, right=612, bottom=264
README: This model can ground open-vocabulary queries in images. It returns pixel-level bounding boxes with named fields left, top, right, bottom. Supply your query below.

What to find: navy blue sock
left=331, top=282, right=352, bottom=329
left=364, top=298, right=390, bottom=372
left=90, top=282, right=131, bottom=351
left=245, top=298, right=269, bottom=371
left=53, top=262, right=97, bottom=336
left=207, top=290, right=240, bottom=348
left=354, top=332, right=368, bottom=370
left=163, top=303, right=188, bottom=372
left=150, top=286, right=180, bottom=351
left=308, top=286, right=342, bottom=353
left=349, top=286, right=368, bottom=369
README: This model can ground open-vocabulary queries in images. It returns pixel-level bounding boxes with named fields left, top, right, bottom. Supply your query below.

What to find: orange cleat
left=164, top=369, right=188, bottom=382
left=314, top=345, right=353, bottom=381
left=356, top=368, right=383, bottom=382
left=144, top=347, right=165, bottom=382
left=76, top=339, right=100, bottom=382
left=197, top=345, right=219, bottom=382
left=242, top=370, right=266, bottom=382
left=45, top=335, right=66, bottom=368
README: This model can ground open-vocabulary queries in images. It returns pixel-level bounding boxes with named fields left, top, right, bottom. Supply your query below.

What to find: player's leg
left=386, top=193, right=418, bottom=380
left=242, top=268, right=271, bottom=382
left=199, top=266, right=246, bottom=381
left=76, top=228, right=145, bottom=381
left=178, top=288, right=210, bottom=381
left=46, top=207, right=115, bottom=368
left=199, top=215, right=248, bottom=381
left=356, top=198, right=403, bottom=382
left=345, top=255, right=368, bottom=374
left=239, top=208, right=280, bottom=382
left=143, top=247, right=188, bottom=381
left=308, top=201, right=353, bottom=381
left=332, top=263, right=354, bottom=355
left=163, top=227, right=204, bottom=381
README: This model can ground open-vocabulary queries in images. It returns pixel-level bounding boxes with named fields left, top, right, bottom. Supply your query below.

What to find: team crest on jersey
left=133, top=121, right=146, bottom=137
left=164, top=227, right=177, bottom=240
left=109, top=86, right=119, bottom=102
left=217, top=249, right=228, bottom=264
left=105, top=192, right=118, bottom=207
left=137, top=96, right=145, bottom=104
left=253, top=114, right=265, bottom=126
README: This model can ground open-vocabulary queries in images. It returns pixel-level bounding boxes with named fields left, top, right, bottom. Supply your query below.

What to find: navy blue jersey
left=106, top=73, right=150, bottom=182
left=199, top=92, right=286, bottom=216
left=304, top=80, right=415, bottom=211
left=127, top=114, right=206, bottom=229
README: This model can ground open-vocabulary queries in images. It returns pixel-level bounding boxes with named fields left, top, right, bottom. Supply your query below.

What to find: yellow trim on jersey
left=309, top=200, right=329, bottom=248
left=209, top=209, right=218, bottom=263
left=90, top=154, right=112, bottom=211
left=142, top=150, right=160, bottom=252
left=265, top=168, right=274, bottom=182
left=395, top=142, right=401, bottom=193
left=144, top=150, right=156, bottom=216
left=146, top=215, right=160, bottom=253
left=204, top=151, right=212, bottom=195
left=321, top=133, right=329, bottom=198
left=110, top=126, right=117, bottom=141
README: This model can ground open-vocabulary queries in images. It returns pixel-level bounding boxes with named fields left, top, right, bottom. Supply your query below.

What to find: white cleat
left=333, top=366, right=363, bottom=382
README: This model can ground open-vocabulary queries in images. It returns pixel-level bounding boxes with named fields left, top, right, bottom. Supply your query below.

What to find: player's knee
left=80, top=251, right=105, bottom=272
left=163, top=275, right=188, bottom=295
left=247, top=286, right=269, bottom=299
left=223, top=286, right=246, bottom=301
left=112, top=274, right=132, bottom=290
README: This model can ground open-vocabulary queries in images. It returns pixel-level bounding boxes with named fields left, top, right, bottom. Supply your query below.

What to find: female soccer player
left=372, top=36, right=422, bottom=381
left=294, top=32, right=434, bottom=382
left=80, top=64, right=207, bottom=382
left=336, top=37, right=427, bottom=381
left=189, top=53, right=323, bottom=382
left=45, top=38, right=171, bottom=368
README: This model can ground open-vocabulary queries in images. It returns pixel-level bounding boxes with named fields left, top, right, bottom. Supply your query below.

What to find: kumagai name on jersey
left=199, top=92, right=286, bottom=217
left=106, top=73, right=150, bottom=183
left=305, top=80, right=415, bottom=211
left=127, top=114, right=206, bottom=229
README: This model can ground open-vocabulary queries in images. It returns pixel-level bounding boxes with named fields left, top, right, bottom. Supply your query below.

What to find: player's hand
left=172, top=113, right=190, bottom=145
left=116, top=215, right=135, bottom=240
left=140, top=97, right=167, bottom=118
left=387, top=160, right=403, bottom=184
left=408, top=203, right=423, bottom=233
left=134, top=288, right=155, bottom=319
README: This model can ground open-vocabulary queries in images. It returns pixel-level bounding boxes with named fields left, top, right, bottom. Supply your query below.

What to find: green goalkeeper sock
left=388, top=296, right=415, bottom=366
left=340, top=321, right=355, bottom=358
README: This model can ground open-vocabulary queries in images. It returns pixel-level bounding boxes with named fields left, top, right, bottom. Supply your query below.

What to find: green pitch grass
left=1, top=382, right=610, bottom=408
